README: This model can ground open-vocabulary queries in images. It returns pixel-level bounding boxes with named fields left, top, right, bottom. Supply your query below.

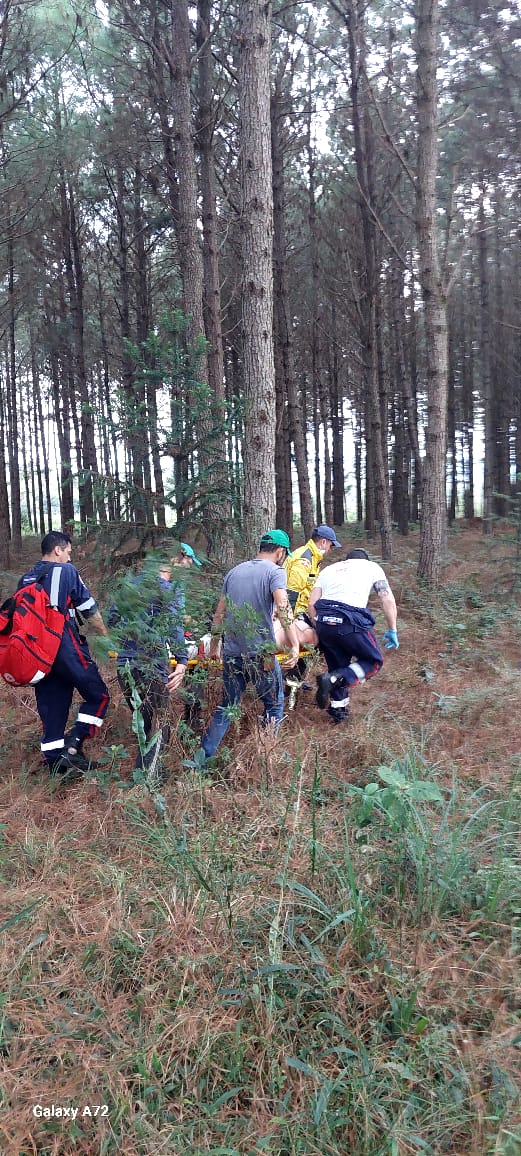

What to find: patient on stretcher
left=187, top=613, right=318, bottom=661
left=273, top=614, right=318, bottom=652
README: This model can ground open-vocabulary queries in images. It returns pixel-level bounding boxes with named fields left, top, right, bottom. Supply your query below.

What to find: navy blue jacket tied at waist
left=314, top=599, right=375, bottom=631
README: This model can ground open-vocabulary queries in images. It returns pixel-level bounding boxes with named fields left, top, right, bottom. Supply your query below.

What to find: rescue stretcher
left=110, top=635, right=315, bottom=711
left=177, top=635, right=315, bottom=710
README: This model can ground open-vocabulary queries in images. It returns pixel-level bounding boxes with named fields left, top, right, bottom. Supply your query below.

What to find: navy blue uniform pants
left=36, top=629, right=109, bottom=761
left=315, top=617, right=383, bottom=711
left=117, top=663, right=168, bottom=739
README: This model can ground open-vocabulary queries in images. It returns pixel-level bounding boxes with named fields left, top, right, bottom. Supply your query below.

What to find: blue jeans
left=201, top=655, right=284, bottom=758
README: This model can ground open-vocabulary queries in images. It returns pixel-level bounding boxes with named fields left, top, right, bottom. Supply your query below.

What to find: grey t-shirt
left=221, top=559, right=287, bottom=657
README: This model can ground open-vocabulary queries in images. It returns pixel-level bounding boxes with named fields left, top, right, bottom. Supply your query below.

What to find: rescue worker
left=113, top=546, right=202, bottom=774
left=284, top=524, right=342, bottom=616
left=308, top=547, right=399, bottom=725
left=283, top=524, right=342, bottom=687
left=196, top=530, right=299, bottom=765
left=173, top=542, right=203, bottom=570
left=18, top=531, right=110, bottom=776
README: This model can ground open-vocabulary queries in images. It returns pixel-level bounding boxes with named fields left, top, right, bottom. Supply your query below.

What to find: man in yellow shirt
left=285, top=525, right=342, bottom=616
left=283, top=525, right=342, bottom=689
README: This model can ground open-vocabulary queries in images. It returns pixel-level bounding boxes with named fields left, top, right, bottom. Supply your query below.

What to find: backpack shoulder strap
left=34, top=561, right=62, bottom=610
left=0, top=596, right=16, bottom=635
left=48, top=564, right=62, bottom=609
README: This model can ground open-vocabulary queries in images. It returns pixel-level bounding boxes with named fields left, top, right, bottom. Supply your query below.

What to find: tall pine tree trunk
left=330, top=303, right=345, bottom=526
left=6, top=233, right=22, bottom=555
left=272, top=80, right=313, bottom=536
left=238, top=0, right=276, bottom=548
left=415, top=0, right=449, bottom=581
left=0, top=376, right=10, bottom=566
left=479, top=190, right=495, bottom=531
left=196, top=0, right=233, bottom=561
left=115, top=157, right=148, bottom=523
left=346, top=0, right=392, bottom=558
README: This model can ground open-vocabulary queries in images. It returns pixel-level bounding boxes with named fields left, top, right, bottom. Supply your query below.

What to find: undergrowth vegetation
left=0, top=526, right=520, bottom=1155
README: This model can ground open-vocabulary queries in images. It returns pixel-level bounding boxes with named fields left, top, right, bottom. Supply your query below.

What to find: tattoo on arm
left=373, top=579, right=390, bottom=594
left=277, top=599, right=293, bottom=629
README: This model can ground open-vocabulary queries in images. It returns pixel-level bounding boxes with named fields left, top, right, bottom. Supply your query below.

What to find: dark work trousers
left=117, top=663, right=169, bottom=742
left=36, top=628, right=109, bottom=761
left=315, top=614, right=383, bottom=712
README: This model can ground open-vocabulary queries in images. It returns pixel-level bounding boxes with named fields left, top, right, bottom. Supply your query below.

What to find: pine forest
left=1, top=0, right=520, bottom=579
left=1, top=5, right=521, bottom=1154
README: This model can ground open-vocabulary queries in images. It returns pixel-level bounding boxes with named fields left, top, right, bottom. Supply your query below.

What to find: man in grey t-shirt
left=198, top=531, right=300, bottom=762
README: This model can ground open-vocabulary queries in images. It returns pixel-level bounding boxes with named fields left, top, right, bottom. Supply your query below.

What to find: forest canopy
left=0, top=0, right=520, bottom=579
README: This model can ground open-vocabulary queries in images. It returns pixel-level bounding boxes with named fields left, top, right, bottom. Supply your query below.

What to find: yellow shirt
left=284, top=539, right=324, bottom=616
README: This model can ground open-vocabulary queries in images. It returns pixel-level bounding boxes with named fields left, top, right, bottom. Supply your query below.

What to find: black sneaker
left=316, top=673, right=333, bottom=709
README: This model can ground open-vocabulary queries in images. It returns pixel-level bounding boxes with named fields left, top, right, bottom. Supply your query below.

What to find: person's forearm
left=88, top=609, right=109, bottom=636
left=209, top=597, right=226, bottom=658
left=307, top=588, right=321, bottom=622
left=210, top=596, right=226, bottom=631
left=380, top=592, right=397, bottom=631
left=276, top=598, right=294, bottom=632
left=284, top=621, right=299, bottom=653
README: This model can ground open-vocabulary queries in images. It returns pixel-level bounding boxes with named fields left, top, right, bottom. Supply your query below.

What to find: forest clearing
left=0, top=523, right=520, bottom=1155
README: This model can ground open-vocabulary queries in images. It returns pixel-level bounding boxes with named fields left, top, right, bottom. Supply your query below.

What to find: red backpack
left=0, top=565, right=66, bottom=687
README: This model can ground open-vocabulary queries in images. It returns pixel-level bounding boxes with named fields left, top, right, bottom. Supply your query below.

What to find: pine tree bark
left=479, top=191, right=495, bottom=531
left=57, top=161, right=104, bottom=528
left=46, top=292, right=75, bottom=529
left=196, top=0, right=233, bottom=562
left=238, top=0, right=276, bottom=548
left=306, top=64, right=323, bottom=530
left=30, top=338, right=49, bottom=535
left=415, top=0, right=449, bottom=581
left=391, top=257, right=423, bottom=503
left=447, top=329, right=457, bottom=524
left=493, top=199, right=510, bottom=514
left=6, top=232, right=22, bottom=555
left=272, top=79, right=313, bottom=536
left=114, top=157, right=148, bottom=523
left=0, top=380, right=10, bottom=568
left=329, top=303, right=345, bottom=526
left=346, top=0, right=392, bottom=558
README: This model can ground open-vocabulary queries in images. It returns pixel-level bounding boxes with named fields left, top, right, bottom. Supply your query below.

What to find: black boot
left=316, top=673, right=333, bottom=709
left=47, top=752, right=88, bottom=782
left=64, top=732, right=99, bottom=770
left=328, top=695, right=350, bottom=725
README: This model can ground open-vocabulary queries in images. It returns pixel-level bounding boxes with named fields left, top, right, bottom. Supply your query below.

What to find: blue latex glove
left=382, top=629, right=399, bottom=650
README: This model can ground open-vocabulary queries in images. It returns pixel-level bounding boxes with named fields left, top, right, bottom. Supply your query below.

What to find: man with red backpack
left=18, top=531, right=110, bottom=777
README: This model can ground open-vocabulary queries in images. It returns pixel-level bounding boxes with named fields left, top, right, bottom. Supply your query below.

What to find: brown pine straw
left=0, top=525, right=520, bottom=1153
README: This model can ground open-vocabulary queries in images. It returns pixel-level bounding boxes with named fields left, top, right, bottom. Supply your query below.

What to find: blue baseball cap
left=179, top=542, right=203, bottom=567
left=314, top=524, right=342, bottom=548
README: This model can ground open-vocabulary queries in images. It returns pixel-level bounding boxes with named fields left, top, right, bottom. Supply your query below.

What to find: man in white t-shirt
left=307, top=548, right=399, bottom=724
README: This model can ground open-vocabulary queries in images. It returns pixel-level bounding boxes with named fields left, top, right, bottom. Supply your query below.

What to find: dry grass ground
left=0, top=525, right=520, bottom=1155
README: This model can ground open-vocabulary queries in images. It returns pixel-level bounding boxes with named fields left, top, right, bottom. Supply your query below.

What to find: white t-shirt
left=313, top=559, right=388, bottom=609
